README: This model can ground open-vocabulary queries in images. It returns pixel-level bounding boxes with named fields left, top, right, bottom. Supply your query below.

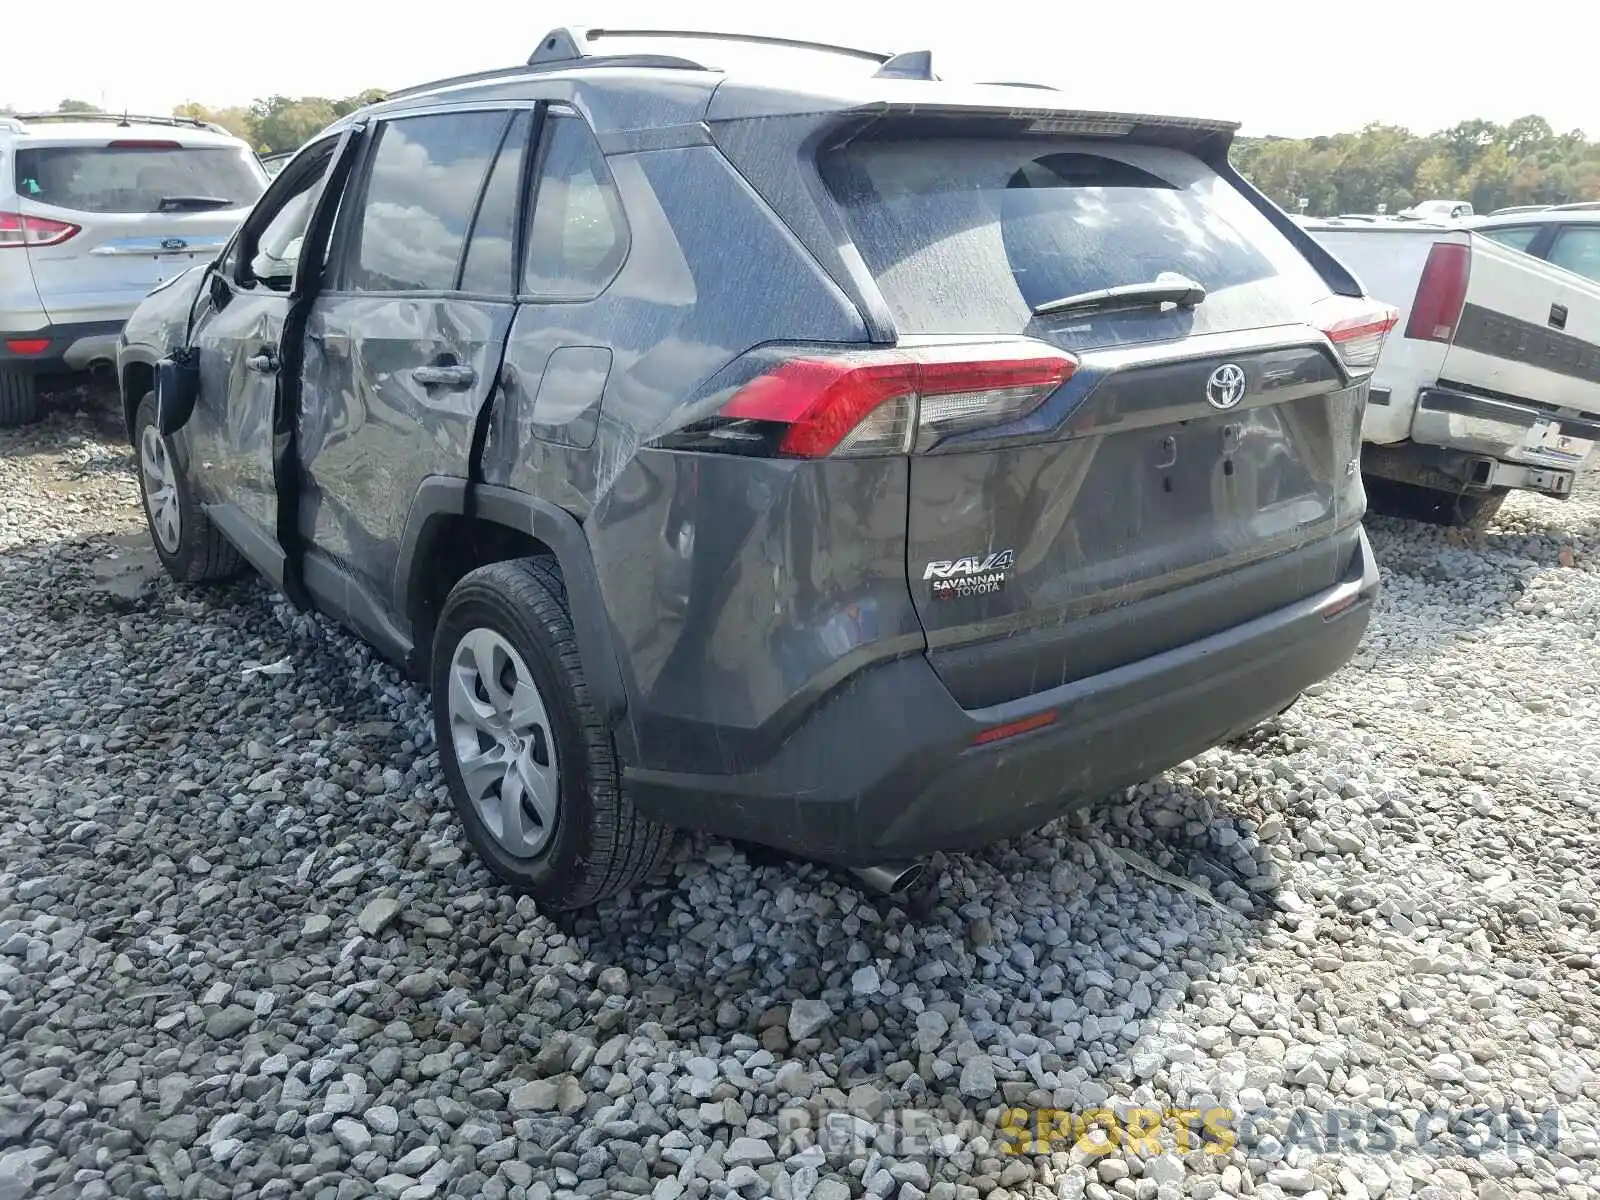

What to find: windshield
left=14, top=145, right=266, bottom=215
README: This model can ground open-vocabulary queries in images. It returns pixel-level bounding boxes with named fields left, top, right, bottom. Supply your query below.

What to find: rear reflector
left=972, top=710, right=1059, bottom=746
left=5, top=338, right=50, bottom=355
left=1312, top=297, right=1400, bottom=369
left=670, top=341, right=1077, bottom=458
left=0, top=212, right=82, bottom=249
left=1404, top=242, right=1471, bottom=343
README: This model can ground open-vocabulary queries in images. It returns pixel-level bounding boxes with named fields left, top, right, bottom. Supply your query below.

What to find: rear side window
left=825, top=136, right=1329, bottom=350
left=1482, top=225, right=1541, bottom=254
left=1547, top=226, right=1600, bottom=283
left=459, top=111, right=530, bottom=296
left=345, top=111, right=510, bottom=293
left=13, top=144, right=263, bottom=214
left=524, top=113, right=627, bottom=299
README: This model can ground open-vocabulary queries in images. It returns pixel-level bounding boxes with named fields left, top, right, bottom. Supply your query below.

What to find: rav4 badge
left=924, top=549, right=1015, bottom=600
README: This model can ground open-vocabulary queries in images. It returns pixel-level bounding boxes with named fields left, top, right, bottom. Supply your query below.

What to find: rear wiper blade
left=156, top=195, right=234, bottom=212
left=1033, top=276, right=1207, bottom=317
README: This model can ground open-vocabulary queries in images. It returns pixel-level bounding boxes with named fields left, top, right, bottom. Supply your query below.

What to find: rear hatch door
left=826, top=131, right=1365, bottom=707
left=14, top=137, right=264, bottom=323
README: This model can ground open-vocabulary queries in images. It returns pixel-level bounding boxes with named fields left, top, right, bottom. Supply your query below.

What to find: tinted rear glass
left=14, top=145, right=264, bottom=214
left=825, top=137, right=1329, bottom=351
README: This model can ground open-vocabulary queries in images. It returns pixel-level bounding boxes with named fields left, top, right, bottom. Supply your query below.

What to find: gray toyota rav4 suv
left=118, top=28, right=1392, bottom=909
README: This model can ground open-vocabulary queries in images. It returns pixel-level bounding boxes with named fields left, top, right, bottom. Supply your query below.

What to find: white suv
left=0, top=112, right=266, bottom=425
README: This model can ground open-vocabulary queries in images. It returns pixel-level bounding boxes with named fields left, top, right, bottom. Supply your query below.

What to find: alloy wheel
left=139, top=425, right=181, bottom=554
left=446, top=627, right=560, bottom=858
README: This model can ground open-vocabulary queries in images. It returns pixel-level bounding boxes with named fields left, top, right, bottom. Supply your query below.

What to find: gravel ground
left=1, top=381, right=1598, bottom=1200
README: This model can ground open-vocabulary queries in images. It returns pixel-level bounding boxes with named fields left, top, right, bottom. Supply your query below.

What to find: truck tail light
left=1404, top=242, right=1471, bottom=343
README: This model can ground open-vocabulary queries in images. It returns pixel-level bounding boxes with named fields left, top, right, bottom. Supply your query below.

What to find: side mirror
left=155, top=352, right=201, bottom=436
left=250, top=252, right=296, bottom=290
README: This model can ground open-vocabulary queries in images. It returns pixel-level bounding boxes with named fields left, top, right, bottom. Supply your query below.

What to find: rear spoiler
left=707, top=79, right=1239, bottom=148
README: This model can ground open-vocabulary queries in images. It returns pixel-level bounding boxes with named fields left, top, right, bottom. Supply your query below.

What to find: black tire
left=134, top=393, right=245, bottom=583
left=431, top=557, right=675, bottom=910
left=0, top=371, right=42, bottom=428
left=1366, top=478, right=1508, bottom=532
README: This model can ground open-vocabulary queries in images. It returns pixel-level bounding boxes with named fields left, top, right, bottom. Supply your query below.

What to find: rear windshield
left=824, top=137, right=1329, bottom=351
left=14, top=145, right=264, bottom=214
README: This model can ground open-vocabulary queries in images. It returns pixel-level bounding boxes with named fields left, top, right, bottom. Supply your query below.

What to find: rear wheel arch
left=395, top=478, right=629, bottom=723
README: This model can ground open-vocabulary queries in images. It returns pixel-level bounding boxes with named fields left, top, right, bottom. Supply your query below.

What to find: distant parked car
left=258, top=151, right=293, bottom=178
left=1399, top=199, right=1474, bottom=220
left=119, top=26, right=1390, bottom=909
left=0, top=111, right=266, bottom=425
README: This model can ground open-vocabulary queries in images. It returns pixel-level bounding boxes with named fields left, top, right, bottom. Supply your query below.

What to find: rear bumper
left=1410, top=386, right=1600, bottom=482
left=0, top=319, right=125, bottom=373
left=625, top=527, right=1380, bottom=865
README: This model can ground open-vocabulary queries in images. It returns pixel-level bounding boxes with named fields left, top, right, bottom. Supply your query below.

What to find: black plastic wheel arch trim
left=394, top=477, right=631, bottom=726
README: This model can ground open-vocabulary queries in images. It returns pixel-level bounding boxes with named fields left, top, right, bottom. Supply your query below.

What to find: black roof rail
left=387, top=26, right=936, bottom=103
left=976, top=80, right=1059, bottom=91
left=385, top=65, right=542, bottom=101
left=537, top=27, right=896, bottom=66
left=4, top=110, right=225, bottom=133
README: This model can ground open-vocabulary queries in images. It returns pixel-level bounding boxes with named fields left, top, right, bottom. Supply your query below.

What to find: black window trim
left=322, top=101, right=537, bottom=302
left=516, top=103, right=632, bottom=305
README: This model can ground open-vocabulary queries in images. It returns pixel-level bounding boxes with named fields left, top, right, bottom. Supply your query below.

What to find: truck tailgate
left=1442, top=234, right=1600, bottom=419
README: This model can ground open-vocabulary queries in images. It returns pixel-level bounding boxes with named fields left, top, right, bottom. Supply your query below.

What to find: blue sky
left=11, top=1, right=1595, bottom=139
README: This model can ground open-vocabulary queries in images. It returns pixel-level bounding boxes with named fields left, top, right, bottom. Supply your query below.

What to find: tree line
left=6, top=97, right=1598, bottom=213
left=1233, top=116, right=1600, bottom=215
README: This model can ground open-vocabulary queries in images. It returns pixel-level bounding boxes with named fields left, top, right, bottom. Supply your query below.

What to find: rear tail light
left=1313, top=297, right=1400, bottom=369
left=661, top=341, right=1077, bottom=458
left=1404, top=241, right=1471, bottom=343
left=0, top=212, right=82, bottom=249
left=4, top=339, right=51, bottom=355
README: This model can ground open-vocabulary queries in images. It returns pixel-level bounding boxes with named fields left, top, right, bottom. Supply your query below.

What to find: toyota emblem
left=1206, top=363, right=1247, bottom=410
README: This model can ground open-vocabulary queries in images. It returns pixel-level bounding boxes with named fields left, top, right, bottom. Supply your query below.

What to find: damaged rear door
left=298, top=107, right=528, bottom=626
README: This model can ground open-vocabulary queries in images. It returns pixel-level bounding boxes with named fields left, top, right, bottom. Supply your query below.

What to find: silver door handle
left=411, top=363, right=477, bottom=388
left=245, top=350, right=279, bottom=374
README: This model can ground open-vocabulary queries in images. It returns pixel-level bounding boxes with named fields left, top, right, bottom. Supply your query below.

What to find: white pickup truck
left=1303, top=217, right=1600, bottom=527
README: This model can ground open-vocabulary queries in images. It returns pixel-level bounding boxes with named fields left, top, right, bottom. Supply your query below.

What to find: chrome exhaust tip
left=849, top=861, right=927, bottom=896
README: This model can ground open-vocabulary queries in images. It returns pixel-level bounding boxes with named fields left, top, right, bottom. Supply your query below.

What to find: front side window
left=235, top=138, right=338, bottom=290
left=523, top=113, right=628, bottom=299
left=345, top=111, right=510, bottom=293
